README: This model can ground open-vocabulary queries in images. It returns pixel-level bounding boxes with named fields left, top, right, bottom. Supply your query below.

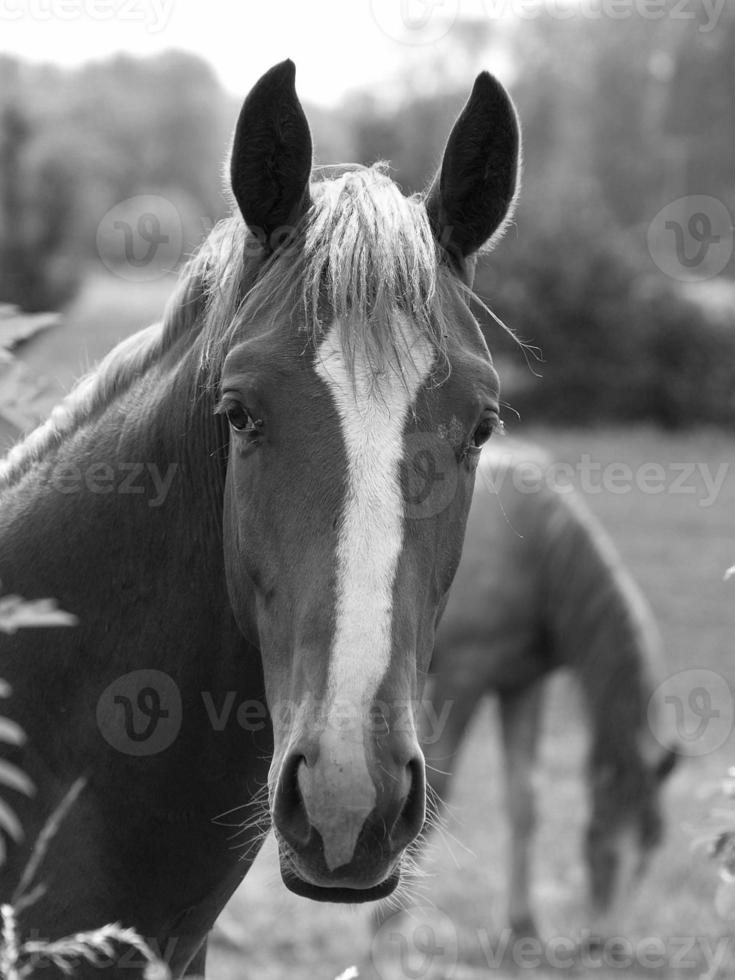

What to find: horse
left=0, top=61, right=520, bottom=977
left=421, top=439, right=678, bottom=941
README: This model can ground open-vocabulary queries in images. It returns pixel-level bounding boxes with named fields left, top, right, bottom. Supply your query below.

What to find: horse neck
left=0, top=333, right=236, bottom=677
left=541, top=491, right=659, bottom=773
left=0, top=323, right=273, bottom=890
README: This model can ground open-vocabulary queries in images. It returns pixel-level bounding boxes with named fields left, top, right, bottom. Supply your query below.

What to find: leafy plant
left=0, top=595, right=78, bottom=635
left=0, top=593, right=168, bottom=978
left=693, top=770, right=735, bottom=919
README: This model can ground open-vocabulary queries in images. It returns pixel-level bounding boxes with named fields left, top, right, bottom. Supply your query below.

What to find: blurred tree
left=468, top=7, right=735, bottom=427
left=0, top=51, right=235, bottom=310
left=0, top=23, right=733, bottom=424
left=0, top=98, right=81, bottom=312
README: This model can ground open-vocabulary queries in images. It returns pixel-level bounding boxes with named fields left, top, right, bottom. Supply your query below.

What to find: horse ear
left=656, top=744, right=679, bottom=783
left=230, top=60, right=312, bottom=251
left=425, top=71, right=520, bottom=266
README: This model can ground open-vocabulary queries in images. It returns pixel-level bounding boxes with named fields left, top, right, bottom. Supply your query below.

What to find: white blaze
left=309, top=315, right=433, bottom=870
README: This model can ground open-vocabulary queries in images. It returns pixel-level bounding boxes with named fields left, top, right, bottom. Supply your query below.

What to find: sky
left=0, top=0, right=519, bottom=105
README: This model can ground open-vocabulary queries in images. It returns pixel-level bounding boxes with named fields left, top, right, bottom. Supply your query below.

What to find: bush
left=475, top=202, right=735, bottom=428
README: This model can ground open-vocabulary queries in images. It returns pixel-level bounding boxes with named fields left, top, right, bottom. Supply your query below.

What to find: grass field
left=15, top=276, right=735, bottom=979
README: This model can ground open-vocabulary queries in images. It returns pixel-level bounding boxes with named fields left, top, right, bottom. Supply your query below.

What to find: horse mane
left=0, top=164, right=459, bottom=488
left=199, top=163, right=453, bottom=386
left=0, top=266, right=209, bottom=487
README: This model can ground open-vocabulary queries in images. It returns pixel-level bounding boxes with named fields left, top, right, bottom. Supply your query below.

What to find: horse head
left=586, top=742, right=678, bottom=933
left=218, top=60, right=520, bottom=901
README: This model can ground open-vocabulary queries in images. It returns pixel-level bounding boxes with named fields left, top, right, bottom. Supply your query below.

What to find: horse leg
left=372, top=650, right=485, bottom=933
left=498, top=680, right=544, bottom=939
left=183, top=937, right=207, bottom=978
left=421, top=661, right=486, bottom=820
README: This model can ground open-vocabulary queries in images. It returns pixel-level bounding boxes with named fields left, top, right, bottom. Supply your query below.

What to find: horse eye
left=227, top=404, right=251, bottom=431
left=221, top=402, right=260, bottom=434
left=471, top=415, right=499, bottom=449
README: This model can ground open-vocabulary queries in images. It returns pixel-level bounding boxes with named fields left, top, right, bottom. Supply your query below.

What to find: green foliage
left=476, top=202, right=735, bottom=427
left=0, top=594, right=78, bottom=634
left=1, top=915, right=169, bottom=980
left=0, top=52, right=232, bottom=312
left=693, top=769, right=735, bottom=920
left=458, top=4, right=735, bottom=428
left=0, top=98, right=82, bottom=313
left=0, top=587, right=78, bottom=869
left=0, top=611, right=168, bottom=979
left=1, top=8, right=734, bottom=424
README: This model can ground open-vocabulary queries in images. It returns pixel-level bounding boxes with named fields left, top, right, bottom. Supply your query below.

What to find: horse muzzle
left=271, top=725, right=426, bottom=902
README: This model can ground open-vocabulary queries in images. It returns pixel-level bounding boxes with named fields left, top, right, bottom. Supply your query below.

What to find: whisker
left=424, top=762, right=452, bottom=776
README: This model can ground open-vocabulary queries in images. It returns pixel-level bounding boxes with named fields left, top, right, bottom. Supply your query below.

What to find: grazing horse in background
left=423, top=440, right=678, bottom=939
left=0, top=61, right=520, bottom=976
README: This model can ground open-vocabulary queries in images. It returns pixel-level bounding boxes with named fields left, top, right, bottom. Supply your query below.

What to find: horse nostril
left=391, top=755, right=426, bottom=850
left=274, top=753, right=311, bottom=849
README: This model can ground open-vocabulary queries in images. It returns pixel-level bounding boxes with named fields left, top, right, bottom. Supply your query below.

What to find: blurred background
left=1, top=0, right=734, bottom=436
left=1, top=1, right=734, bottom=977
